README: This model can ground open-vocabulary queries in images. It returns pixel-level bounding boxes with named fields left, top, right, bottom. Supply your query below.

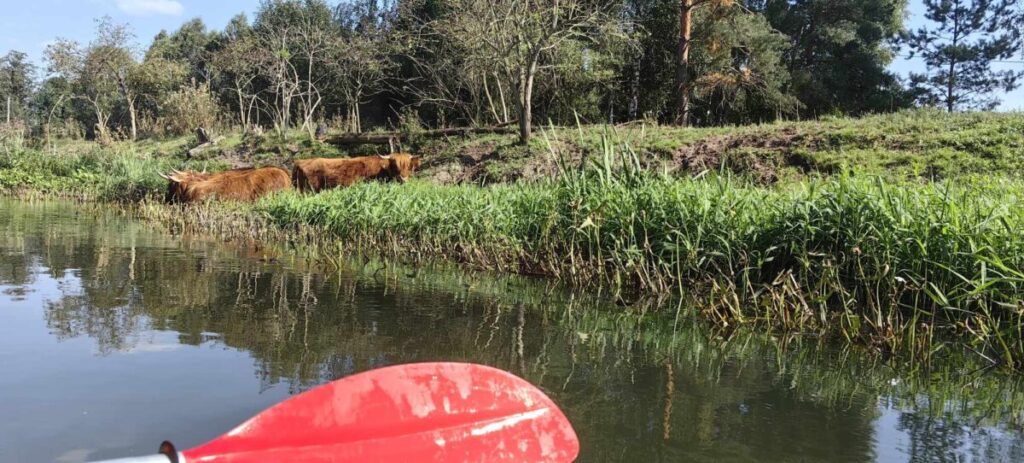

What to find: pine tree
left=753, top=0, right=911, bottom=116
left=906, top=0, right=1023, bottom=111
left=0, top=51, right=36, bottom=124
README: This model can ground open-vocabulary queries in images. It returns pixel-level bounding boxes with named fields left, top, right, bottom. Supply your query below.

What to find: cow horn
left=158, top=172, right=170, bottom=180
left=379, top=155, right=392, bottom=160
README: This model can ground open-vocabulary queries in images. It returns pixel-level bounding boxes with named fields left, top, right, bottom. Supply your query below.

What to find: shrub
left=160, top=81, right=222, bottom=136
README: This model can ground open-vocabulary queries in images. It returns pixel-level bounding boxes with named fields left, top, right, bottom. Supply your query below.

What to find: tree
left=91, top=17, right=143, bottom=140
left=253, top=0, right=337, bottom=137
left=435, top=0, right=629, bottom=144
left=753, top=0, right=912, bottom=116
left=133, top=57, right=191, bottom=135
left=675, top=0, right=724, bottom=126
left=906, top=0, right=1023, bottom=111
left=210, top=30, right=265, bottom=132
left=617, top=0, right=796, bottom=125
left=33, top=76, right=79, bottom=141
left=396, top=0, right=499, bottom=128
left=0, top=51, right=36, bottom=125
left=675, top=0, right=779, bottom=126
left=332, top=1, right=396, bottom=133
left=146, top=18, right=219, bottom=82
left=45, top=38, right=116, bottom=142
left=687, top=5, right=800, bottom=125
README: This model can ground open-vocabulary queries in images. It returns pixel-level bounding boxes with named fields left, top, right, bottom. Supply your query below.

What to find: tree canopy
left=3, top=0, right=1021, bottom=145
left=905, top=0, right=1023, bottom=111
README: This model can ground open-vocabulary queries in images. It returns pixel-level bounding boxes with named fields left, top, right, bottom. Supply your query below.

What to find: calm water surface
left=1, top=200, right=1023, bottom=462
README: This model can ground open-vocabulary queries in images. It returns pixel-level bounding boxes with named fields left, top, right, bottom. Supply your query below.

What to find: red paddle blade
left=183, top=363, right=580, bottom=463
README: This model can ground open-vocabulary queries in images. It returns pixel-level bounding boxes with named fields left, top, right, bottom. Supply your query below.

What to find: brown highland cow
left=292, top=154, right=422, bottom=193
left=161, top=167, right=292, bottom=204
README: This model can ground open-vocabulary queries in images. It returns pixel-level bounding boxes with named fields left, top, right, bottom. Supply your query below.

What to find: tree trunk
left=946, top=7, right=960, bottom=112
left=675, top=0, right=694, bottom=126
left=518, top=63, right=537, bottom=145
left=355, top=101, right=362, bottom=134
left=247, top=95, right=258, bottom=131
left=236, top=85, right=249, bottom=133
left=127, top=95, right=138, bottom=141
left=116, top=72, right=138, bottom=141
left=93, top=102, right=110, bottom=144
left=483, top=74, right=502, bottom=124
left=946, top=59, right=956, bottom=113
left=5, top=96, right=10, bottom=125
left=45, top=95, right=65, bottom=146
left=629, top=57, right=640, bottom=121
left=495, top=74, right=510, bottom=124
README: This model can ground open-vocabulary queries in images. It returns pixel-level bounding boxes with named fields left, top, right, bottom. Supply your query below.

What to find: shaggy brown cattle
left=292, top=154, right=422, bottom=193
left=161, top=167, right=292, bottom=203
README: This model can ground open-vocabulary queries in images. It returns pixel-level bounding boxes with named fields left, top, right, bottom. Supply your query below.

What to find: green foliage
left=3, top=111, right=1024, bottom=368
left=753, top=0, right=912, bottom=116
left=905, top=0, right=1023, bottom=111
left=146, top=18, right=219, bottom=82
left=0, top=51, right=36, bottom=123
left=0, top=142, right=219, bottom=201
left=160, top=81, right=223, bottom=136
left=255, top=144, right=1024, bottom=367
left=688, top=5, right=802, bottom=124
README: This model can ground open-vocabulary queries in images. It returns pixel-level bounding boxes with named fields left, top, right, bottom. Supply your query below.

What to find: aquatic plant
left=253, top=132, right=1024, bottom=368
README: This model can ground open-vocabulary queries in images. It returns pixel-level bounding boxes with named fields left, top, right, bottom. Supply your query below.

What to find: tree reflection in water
left=2, top=199, right=1023, bottom=462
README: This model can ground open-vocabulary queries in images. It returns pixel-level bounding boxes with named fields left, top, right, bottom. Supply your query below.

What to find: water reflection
left=0, top=200, right=1022, bottom=462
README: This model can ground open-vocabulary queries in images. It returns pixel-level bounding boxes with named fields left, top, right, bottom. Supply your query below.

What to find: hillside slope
left=1, top=110, right=1022, bottom=200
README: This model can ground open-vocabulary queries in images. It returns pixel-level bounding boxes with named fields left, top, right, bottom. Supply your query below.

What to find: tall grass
left=4, top=114, right=1024, bottom=368
left=0, top=144, right=227, bottom=201
left=258, top=135, right=1024, bottom=367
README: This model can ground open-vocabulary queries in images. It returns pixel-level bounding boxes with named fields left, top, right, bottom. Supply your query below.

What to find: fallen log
left=187, top=135, right=225, bottom=159
left=323, top=133, right=399, bottom=145
left=323, top=123, right=519, bottom=147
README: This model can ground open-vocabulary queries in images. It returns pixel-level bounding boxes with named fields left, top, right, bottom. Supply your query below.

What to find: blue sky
left=0, top=0, right=1021, bottom=111
left=0, top=0, right=261, bottom=61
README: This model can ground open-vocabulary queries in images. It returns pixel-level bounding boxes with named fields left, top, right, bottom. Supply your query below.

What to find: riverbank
left=5, top=198, right=1023, bottom=462
left=4, top=110, right=1024, bottom=197
left=3, top=110, right=1024, bottom=368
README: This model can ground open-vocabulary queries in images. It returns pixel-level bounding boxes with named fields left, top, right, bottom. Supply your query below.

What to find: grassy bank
left=3, top=110, right=1024, bottom=368
left=253, top=160, right=1024, bottom=366
left=4, top=110, right=1023, bottom=197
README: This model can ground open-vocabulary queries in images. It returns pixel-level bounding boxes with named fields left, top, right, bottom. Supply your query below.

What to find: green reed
left=3, top=114, right=1024, bottom=368
left=256, top=133, right=1024, bottom=368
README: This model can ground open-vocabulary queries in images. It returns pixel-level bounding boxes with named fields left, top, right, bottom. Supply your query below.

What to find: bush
left=160, top=81, right=222, bottom=136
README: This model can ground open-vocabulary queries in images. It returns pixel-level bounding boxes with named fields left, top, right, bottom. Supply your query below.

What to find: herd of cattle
left=160, top=154, right=422, bottom=203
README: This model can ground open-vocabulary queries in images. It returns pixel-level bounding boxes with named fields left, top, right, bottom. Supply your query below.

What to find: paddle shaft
left=91, top=455, right=182, bottom=463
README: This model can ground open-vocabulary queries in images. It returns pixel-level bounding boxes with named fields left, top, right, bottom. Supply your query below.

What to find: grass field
left=4, top=109, right=1022, bottom=199
left=3, top=109, right=1024, bottom=368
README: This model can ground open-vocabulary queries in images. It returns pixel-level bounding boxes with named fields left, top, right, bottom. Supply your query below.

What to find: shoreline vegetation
left=3, top=110, right=1024, bottom=369
left=7, top=198, right=1024, bottom=432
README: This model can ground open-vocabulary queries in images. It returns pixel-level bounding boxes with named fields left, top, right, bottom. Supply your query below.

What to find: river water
left=1, top=199, right=1023, bottom=462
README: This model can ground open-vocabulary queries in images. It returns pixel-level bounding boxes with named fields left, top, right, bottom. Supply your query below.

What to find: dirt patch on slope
left=420, top=127, right=830, bottom=186
left=422, top=141, right=554, bottom=185
left=671, top=127, right=822, bottom=183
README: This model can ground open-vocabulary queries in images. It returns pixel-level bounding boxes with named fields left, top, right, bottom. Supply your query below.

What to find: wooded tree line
left=0, top=0, right=1021, bottom=145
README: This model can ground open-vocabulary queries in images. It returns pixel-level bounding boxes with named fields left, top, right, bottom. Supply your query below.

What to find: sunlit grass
left=255, top=134, right=1024, bottom=368
left=4, top=110, right=1024, bottom=368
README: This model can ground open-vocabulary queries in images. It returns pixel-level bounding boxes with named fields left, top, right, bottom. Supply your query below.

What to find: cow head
left=380, top=154, right=422, bottom=184
left=160, top=169, right=209, bottom=204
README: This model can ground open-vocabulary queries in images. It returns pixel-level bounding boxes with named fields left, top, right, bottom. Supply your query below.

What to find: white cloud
left=115, top=0, right=184, bottom=16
